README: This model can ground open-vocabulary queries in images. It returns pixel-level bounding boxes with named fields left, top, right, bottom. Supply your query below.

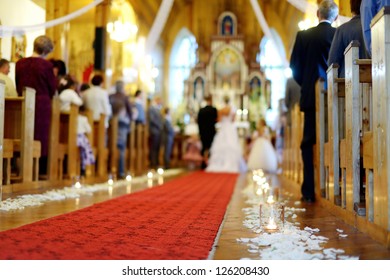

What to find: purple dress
left=15, top=57, right=57, bottom=157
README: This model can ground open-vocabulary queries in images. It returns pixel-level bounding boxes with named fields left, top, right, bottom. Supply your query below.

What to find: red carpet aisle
left=0, top=172, right=237, bottom=260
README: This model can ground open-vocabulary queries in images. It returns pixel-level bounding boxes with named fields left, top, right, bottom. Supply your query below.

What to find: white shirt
left=77, top=115, right=92, bottom=134
left=0, top=73, right=18, bottom=97
left=59, top=88, right=83, bottom=112
left=82, top=85, right=112, bottom=128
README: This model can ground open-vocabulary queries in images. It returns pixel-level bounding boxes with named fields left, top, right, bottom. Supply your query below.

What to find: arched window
left=258, top=29, right=286, bottom=126
left=169, top=28, right=197, bottom=109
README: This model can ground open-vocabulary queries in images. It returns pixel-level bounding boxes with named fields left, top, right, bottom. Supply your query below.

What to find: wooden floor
left=1, top=169, right=390, bottom=260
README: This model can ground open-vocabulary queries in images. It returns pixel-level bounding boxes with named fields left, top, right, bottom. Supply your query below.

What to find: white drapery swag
left=248, top=0, right=289, bottom=68
left=0, top=0, right=104, bottom=38
left=145, top=0, right=174, bottom=54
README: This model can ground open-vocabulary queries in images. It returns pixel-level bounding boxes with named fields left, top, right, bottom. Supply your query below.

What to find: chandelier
left=106, top=17, right=138, bottom=42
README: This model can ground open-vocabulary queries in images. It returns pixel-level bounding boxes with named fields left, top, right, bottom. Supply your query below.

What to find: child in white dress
left=247, top=118, right=278, bottom=173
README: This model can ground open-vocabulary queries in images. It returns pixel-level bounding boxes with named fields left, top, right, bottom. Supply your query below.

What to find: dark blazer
left=328, top=16, right=368, bottom=78
left=197, top=105, right=218, bottom=144
left=290, top=22, right=336, bottom=112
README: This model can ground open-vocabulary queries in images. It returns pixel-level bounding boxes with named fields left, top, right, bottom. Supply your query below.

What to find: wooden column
left=46, top=0, right=69, bottom=59
left=371, top=7, right=390, bottom=231
left=94, top=0, right=111, bottom=72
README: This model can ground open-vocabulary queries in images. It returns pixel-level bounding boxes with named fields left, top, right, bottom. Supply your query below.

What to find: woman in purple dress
left=15, top=35, right=57, bottom=175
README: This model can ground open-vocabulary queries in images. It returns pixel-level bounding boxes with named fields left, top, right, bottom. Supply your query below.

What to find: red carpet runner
left=0, top=171, right=237, bottom=260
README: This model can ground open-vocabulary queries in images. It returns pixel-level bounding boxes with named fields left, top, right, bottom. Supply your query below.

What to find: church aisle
left=212, top=174, right=390, bottom=260
left=1, top=169, right=390, bottom=259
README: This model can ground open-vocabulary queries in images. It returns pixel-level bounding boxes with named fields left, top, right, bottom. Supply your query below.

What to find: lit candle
left=158, top=176, right=164, bottom=185
left=267, top=195, right=275, bottom=204
left=157, top=168, right=164, bottom=176
left=266, top=217, right=278, bottom=230
left=74, top=181, right=82, bottom=189
left=126, top=174, right=132, bottom=182
left=242, top=109, right=248, bottom=121
left=108, top=178, right=114, bottom=186
left=147, top=171, right=153, bottom=179
left=147, top=178, right=153, bottom=188
left=108, top=186, right=113, bottom=196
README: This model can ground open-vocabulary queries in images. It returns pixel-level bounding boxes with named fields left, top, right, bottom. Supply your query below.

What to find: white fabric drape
left=248, top=0, right=288, bottom=67
left=145, top=0, right=175, bottom=54
left=0, top=0, right=103, bottom=38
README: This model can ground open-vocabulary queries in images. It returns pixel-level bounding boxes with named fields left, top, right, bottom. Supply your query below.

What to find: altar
left=184, top=11, right=271, bottom=132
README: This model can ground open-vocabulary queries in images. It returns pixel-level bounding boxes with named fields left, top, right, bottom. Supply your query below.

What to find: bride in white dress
left=206, top=96, right=247, bottom=173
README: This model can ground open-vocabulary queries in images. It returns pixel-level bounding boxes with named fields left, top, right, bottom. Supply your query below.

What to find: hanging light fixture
left=106, top=0, right=138, bottom=42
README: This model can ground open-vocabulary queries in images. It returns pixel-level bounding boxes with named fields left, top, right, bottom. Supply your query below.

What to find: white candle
left=266, top=217, right=278, bottom=230
left=267, top=195, right=275, bottom=204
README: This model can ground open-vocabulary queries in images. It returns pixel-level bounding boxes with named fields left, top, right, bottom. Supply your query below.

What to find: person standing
left=15, top=35, right=57, bottom=175
left=197, top=95, right=218, bottom=169
left=328, top=0, right=368, bottom=77
left=109, top=80, right=132, bottom=178
left=162, top=107, right=175, bottom=169
left=148, top=95, right=163, bottom=169
left=290, top=0, right=339, bottom=203
left=132, top=89, right=146, bottom=125
left=361, top=0, right=390, bottom=57
left=82, top=74, right=112, bottom=129
left=0, top=58, right=18, bottom=97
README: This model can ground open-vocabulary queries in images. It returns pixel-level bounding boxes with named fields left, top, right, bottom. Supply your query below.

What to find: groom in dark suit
left=290, top=0, right=338, bottom=203
left=197, top=95, right=218, bottom=169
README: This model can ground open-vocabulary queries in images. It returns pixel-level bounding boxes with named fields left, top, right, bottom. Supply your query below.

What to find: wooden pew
left=370, top=7, right=390, bottom=239
left=315, top=78, right=327, bottom=200
left=48, top=97, right=79, bottom=180
left=60, top=104, right=79, bottom=179
left=127, top=122, right=136, bottom=175
left=0, top=82, right=14, bottom=187
left=108, top=116, right=118, bottom=176
left=131, top=124, right=148, bottom=175
left=4, top=87, right=36, bottom=183
left=84, top=109, right=95, bottom=178
left=344, top=41, right=372, bottom=216
left=326, top=64, right=346, bottom=206
left=89, top=113, right=107, bottom=178
left=289, top=104, right=303, bottom=184
left=0, top=81, right=4, bottom=199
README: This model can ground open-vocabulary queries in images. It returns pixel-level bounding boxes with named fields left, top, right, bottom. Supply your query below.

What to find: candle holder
left=147, top=171, right=154, bottom=187
left=259, top=202, right=285, bottom=233
left=125, top=172, right=132, bottom=182
left=72, top=176, right=82, bottom=189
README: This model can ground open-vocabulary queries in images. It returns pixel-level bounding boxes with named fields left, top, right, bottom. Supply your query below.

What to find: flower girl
left=247, top=118, right=278, bottom=173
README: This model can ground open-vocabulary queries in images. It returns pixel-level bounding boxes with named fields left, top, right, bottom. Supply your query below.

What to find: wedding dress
left=206, top=107, right=247, bottom=173
left=247, top=126, right=278, bottom=173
